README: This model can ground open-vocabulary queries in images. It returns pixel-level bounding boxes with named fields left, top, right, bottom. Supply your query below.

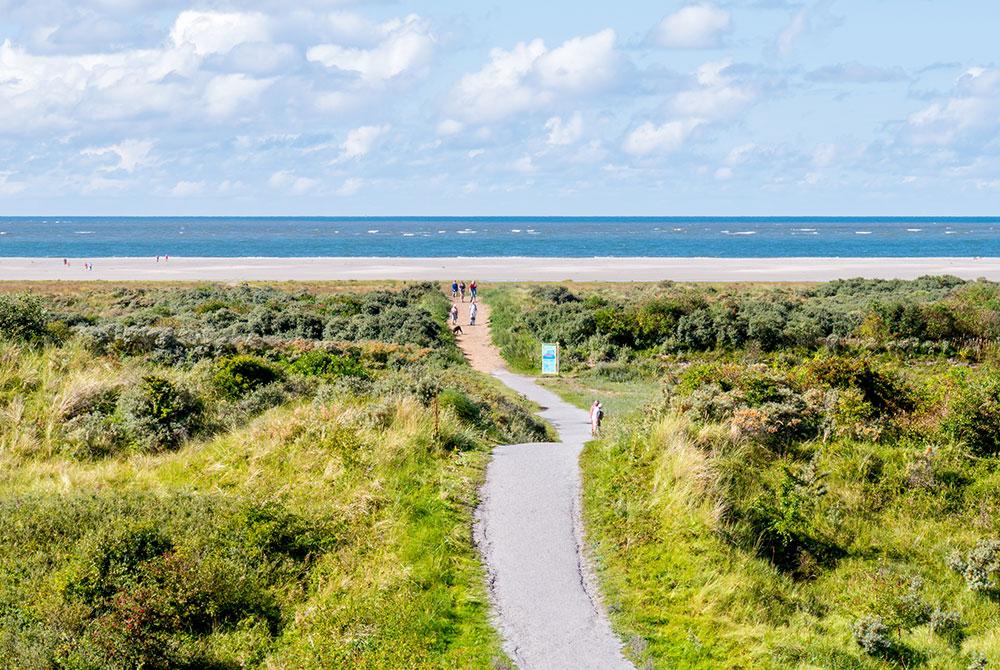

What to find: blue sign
left=541, top=343, right=559, bottom=375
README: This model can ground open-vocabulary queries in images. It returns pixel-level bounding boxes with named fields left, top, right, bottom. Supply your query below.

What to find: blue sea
left=0, top=217, right=998, bottom=257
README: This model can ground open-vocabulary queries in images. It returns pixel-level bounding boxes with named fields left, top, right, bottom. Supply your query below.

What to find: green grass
left=0, top=282, right=549, bottom=669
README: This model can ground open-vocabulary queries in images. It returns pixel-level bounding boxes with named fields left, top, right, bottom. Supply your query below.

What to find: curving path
left=453, top=297, right=633, bottom=670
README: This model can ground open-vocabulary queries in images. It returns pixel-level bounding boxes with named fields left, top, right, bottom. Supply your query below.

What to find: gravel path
left=473, top=368, right=634, bottom=669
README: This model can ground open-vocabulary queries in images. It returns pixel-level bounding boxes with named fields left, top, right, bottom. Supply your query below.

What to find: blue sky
left=0, top=0, right=998, bottom=215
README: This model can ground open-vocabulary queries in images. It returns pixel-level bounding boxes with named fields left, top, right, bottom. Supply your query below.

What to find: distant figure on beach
left=470, top=280, right=478, bottom=302
left=590, top=401, right=604, bottom=436
left=63, top=258, right=68, bottom=266
left=451, top=280, right=459, bottom=298
left=459, top=281, right=466, bottom=302
left=469, top=302, right=478, bottom=326
left=156, top=255, right=160, bottom=262
left=450, top=303, right=459, bottom=326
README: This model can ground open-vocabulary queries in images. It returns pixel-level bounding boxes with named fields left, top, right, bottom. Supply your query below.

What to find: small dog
left=452, top=325, right=464, bottom=334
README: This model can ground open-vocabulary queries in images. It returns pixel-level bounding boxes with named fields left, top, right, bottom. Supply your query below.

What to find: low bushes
left=119, top=375, right=204, bottom=451
left=213, top=355, right=282, bottom=399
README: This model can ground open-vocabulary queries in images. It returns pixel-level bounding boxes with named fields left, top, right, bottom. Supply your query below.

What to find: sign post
left=541, top=343, right=559, bottom=375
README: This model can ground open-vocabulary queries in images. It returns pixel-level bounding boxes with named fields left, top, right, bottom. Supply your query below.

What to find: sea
left=0, top=217, right=998, bottom=257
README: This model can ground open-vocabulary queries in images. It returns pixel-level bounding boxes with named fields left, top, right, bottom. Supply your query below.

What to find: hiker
left=459, top=280, right=467, bottom=302
left=470, top=280, right=478, bottom=302
left=450, top=303, right=459, bottom=326
left=469, top=301, right=478, bottom=326
left=590, top=401, right=604, bottom=436
left=451, top=280, right=459, bottom=298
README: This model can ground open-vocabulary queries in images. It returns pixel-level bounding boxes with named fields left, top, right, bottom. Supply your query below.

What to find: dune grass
left=0, top=281, right=550, bottom=669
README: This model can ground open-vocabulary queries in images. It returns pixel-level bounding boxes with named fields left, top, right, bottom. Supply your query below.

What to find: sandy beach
left=2, top=256, right=1000, bottom=283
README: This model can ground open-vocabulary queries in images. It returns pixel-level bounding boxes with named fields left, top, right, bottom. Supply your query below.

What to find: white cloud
left=511, top=156, right=538, bottom=173
left=81, top=139, right=154, bottom=172
left=813, top=143, right=837, bottom=167
left=775, top=1, right=840, bottom=58
left=341, top=124, right=389, bottom=159
left=170, top=11, right=270, bottom=56
left=170, top=180, right=204, bottom=196
left=307, top=14, right=434, bottom=83
left=905, top=67, right=1000, bottom=146
left=777, top=7, right=807, bottom=58
left=0, top=172, right=27, bottom=195
left=653, top=4, right=731, bottom=49
left=269, top=170, right=317, bottom=194
left=671, top=59, right=756, bottom=119
left=204, top=73, right=273, bottom=117
left=623, top=119, right=703, bottom=156
left=545, top=112, right=584, bottom=146
left=336, top=177, right=364, bottom=196
left=437, top=119, right=464, bottom=136
left=450, top=29, right=619, bottom=123
left=467, top=149, right=485, bottom=159
left=714, top=166, right=733, bottom=180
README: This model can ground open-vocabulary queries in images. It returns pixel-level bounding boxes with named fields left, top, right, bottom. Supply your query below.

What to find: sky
left=0, top=0, right=998, bottom=216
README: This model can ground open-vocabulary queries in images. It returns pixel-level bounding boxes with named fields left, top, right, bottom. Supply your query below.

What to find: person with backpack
left=590, top=400, right=604, bottom=436
left=451, top=280, right=459, bottom=299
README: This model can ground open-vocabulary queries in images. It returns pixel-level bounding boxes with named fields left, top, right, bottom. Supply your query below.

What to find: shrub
left=0, top=294, right=47, bottom=342
left=853, top=615, right=892, bottom=656
left=440, top=388, right=481, bottom=425
left=291, top=350, right=367, bottom=379
left=214, top=355, right=281, bottom=399
left=943, top=375, right=1000, bottom=456
left=118, top=376, right=204, bottom=451
left=929, top=608, right=964, bottom=646
left=947, top=539, right=1000, bottom=593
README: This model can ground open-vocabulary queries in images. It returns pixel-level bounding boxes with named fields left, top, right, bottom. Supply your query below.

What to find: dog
left=452, top=325, right=464, bottom=335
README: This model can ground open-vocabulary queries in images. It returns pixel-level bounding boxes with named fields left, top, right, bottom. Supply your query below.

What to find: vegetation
left=489, top=279, right=1000, bottom=669
left=0, top=281, right=547, bottom=669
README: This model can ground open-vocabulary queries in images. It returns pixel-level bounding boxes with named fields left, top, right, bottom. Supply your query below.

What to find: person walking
left=450, top=303, right=459, bottom=326
left=451, top=280, right=459, bottom=299
left=469, top=301, right=478, bottom=326
left=470, top=280, right=478, bottom=302
left=590, top=401, right=604, bottom=436
left=459, top=280, right=467, bottom=302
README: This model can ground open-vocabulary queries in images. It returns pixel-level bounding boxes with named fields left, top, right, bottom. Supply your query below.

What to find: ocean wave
left=75, top=231, right=95, bottom=234
left=457, top=229, right=477, bottom=234
left=796, top=228, right=817, bottom=232
left=402, top=233, right=415, bottom=237
left=906, top=228, right=922, bottom=232
left=367, top=229, right=379, bottom=234
left=511, top=229, right=522, bottom=233
left=855, top=231, right=872, bottom=235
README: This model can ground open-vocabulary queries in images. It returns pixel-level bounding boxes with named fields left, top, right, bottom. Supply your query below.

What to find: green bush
left=119, top=376, right=204, bottom=451
left=853, top=615, right=892, bottom=656
left=947, top=539, right=1000, bottom=593
left=0, top=294, right=48, bottom=342
left=213, top=355, right=281, bottom=399
left=290, top=350, right=367, bottom=379
left=943, top=375, right=1000, bottom=456
left=439, top=388, right=482, bottom=425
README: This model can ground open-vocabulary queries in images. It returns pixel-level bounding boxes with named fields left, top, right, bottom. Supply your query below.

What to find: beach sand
left=2, top=257, right=1000, bottom=282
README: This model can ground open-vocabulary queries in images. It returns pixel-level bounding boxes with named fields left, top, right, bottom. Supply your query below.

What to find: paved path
left=464, top=303, right=633, bottom=669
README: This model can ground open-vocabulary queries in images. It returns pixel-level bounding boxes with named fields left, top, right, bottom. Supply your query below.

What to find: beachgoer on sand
left=469, top=302, right=478, bottom=326
left=451, top=280, right=459, bottom=298
left=450, top=303, right=459, bottom=326
left=459, top=281, right=466, bottom=302
left=590, top=401, right=604, bottom=436
left=470, top=280, right=478, bottom=302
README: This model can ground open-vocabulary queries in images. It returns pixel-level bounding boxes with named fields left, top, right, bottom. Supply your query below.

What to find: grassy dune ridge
left=0, top=282, right=546, bottom=669
left=488, top=279, right=1000, bottom=669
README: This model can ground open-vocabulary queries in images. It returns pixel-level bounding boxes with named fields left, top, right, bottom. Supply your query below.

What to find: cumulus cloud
left=336, top=177, right=364, bottom=196
left=341, top=124, right=390, bottom=158
left=307, top=14, right=434, bottom=83
left=903, top=67, right=1000, bottom=146
left=170, top=10, right=270, bottom=56
left=545, top=113, right=584, bottom=146
left=652, top=4, right=731, bottom=49
left=437, top=119, right=464, bottom=136
left=449, top=29, right=619, bottom=123
left=269, top=170, right=318, bottom=194
left=170, top=180, right=204, bottom=196
left=623, top=119, right=703, bottom=156
left=671, top=59, right=757, bottom=119
left=0, top=172, right=28, bottom=195
left=204, top=74, right=274, bottom=117
left=81, top=139, right=155, bottom=172
left=775, top=0, right=841, bottom=58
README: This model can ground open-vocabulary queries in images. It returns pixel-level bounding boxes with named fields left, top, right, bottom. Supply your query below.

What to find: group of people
left=450, top=299, right=478, bottom=332
left=450, top=279, right=478, bottom=302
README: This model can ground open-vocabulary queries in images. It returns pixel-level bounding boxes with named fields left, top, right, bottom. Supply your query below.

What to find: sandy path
left=4, top=256, right=1000, bottom=282
left=464, top=298, right=633, bottom=670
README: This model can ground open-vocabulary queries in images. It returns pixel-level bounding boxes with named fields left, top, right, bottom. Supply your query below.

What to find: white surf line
left=474, top=370, right=634, bottom=670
